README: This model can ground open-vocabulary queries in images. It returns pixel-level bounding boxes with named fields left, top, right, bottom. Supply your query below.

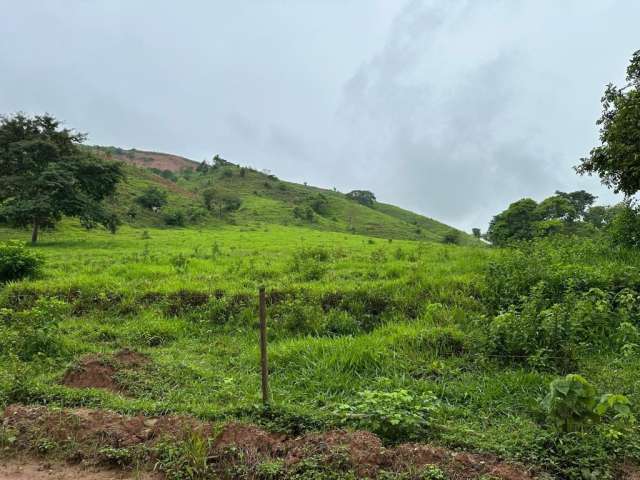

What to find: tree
left=202, top=187, right=216, bottom=211
left=535, top=195, right=577, bottom=221
left=310, top=194, right=329, bottom=215
left=472, top=228, right=481, bottom=238
left=577, top=50, right=640, bottom=196
left=554, top=190, right=596, bottom=220
left=0, top=113, right=123, bottom=243
left=346, top=190, right=376, bottom=207
left=136, top=186, right=167, bottom=210
left=487, top=198, right=540, bottom=246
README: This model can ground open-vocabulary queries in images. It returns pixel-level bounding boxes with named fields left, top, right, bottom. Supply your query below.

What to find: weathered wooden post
left=259, top=286, right=270, bottom=405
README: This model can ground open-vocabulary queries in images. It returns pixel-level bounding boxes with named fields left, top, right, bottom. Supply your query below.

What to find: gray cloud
left=1, top=0, right=638, bottom=230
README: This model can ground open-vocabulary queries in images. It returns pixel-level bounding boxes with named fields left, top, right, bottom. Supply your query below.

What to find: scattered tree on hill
left=217, top=194, right=241, bottom=218
left=196, top=160, right=211, bottom=173
left=213, top=154, right=232, bottom=167
left=0, top=113, right=123, bottom=243
left=472, top=228, right=481, bottom=238
left=577, top=49, right=640, bottom=197
left=202, top=188, right=216, bottom=211
left=136, top=186, right=167, bottom=210
left=346, top=190, right=376, bottom=207
left=310, top=194, right=330, bottom=216
left=442, top=231, right=460, bottom=244
left=293, top=205, right=314, bottom=222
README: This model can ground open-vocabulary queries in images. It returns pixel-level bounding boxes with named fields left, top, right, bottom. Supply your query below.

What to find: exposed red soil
left=61, top=356, right=120, bottom=393
left=2, top=404, right=541, bottom=479
left=0, top=457, right=159, bottom=480
left=60, top=350, right=149, bottom=394
left=105, top=149, right=198, bottom=173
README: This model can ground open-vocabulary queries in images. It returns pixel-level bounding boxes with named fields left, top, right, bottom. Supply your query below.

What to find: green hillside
left=91, top=146, right=474, bottom=244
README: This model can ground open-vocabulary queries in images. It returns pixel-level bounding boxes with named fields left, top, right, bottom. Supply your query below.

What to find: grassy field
left=1, top=223, right=640, bottom=479
left=93, top=150, right=476, bottom=244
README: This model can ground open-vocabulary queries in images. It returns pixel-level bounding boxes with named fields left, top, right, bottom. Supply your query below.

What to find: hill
left=91, top=146, right=475, bottom=244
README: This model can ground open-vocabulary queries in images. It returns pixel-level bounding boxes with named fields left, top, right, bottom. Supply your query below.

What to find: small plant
left=155, top=433, right=210, bottom=480
left=0, top=241, right=43, bottom=283
left=256, top=459, right=285, bottom=480
left=335, top=389, right=439, bottom=442
left=141, top=229, right=151, bottom=240
left=170, top=253, right=190, bottom=273
left=542, top=374, right=635, bottom=433
left=420, top=464, right=448, bottom=480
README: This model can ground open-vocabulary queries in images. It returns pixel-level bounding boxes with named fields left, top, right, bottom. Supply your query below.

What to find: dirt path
left=0, top=457, right=158, bottom=480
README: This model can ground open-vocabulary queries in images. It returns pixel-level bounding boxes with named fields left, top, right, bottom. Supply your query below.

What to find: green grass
left=1, top=224, right=639, bottom=478
left=96, top=153, right=476, bottom=244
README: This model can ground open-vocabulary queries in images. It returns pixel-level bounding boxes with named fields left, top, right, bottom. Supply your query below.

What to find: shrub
left=0, top=298, right=68, bottom=361
left=0, top=241, right=43, bottom=283
left=293, top=205, right=314, bottom=222
left=442, top=231, right=460, bottom=244
left=163, top=209, right=186, bottom=226
left=135, top=186, right=167, bottom=210
left=542, top=374, right=635, bottom=433
left=335, top=389, right=438, bottom=442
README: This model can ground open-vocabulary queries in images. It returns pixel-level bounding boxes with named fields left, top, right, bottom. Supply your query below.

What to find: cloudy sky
left=2, top=1, right=639, bottom=231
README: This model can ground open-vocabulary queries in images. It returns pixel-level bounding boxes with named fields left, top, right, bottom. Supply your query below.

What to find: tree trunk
left=31, top=218, right=39, bottom=244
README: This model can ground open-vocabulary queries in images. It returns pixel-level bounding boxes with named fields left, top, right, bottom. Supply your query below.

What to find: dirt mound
left=61, top=356, right=120, bottom=392
left=3, top=405, right=209, bottom=452
left=113, top=348, right=150, bottom=367
left=61, top=350, right=149, bottom=393
left=2, top=404, right=537, bottom=479
left=285, top=430, right=384, bottom=477
left=214, top=422, right=286, bottom=455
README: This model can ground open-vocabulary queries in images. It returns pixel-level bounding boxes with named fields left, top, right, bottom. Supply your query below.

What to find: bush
left=335, top=389, right=438, bottom=442
left=542, top=374, right=634, bottom=433
left=0, top=241, right=43, bottom=283
left=442, top=231, right=460, bottom=244
left=136, top=186, right=167, bottom=210
left=0, top=298, right=68, bottom=361
left=163, top=209, right=186, bottom=226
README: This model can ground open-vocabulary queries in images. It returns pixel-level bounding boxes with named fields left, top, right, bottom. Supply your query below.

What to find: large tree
left=487, top=198, right=540, bottom=246
left=0, top=113, right=123, bottom=243
left=576, top=50, right=640, bottom=196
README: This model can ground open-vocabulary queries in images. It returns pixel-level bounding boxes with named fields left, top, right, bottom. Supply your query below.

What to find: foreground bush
left=335, top=389, right=438, bottom=442
left=0, top=241, right=43, bottom=283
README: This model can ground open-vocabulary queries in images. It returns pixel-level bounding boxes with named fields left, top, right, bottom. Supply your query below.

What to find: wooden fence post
left=259, top=286, right=270, bottom=405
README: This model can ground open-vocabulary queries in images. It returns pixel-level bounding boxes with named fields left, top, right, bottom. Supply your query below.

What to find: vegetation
left=0, top=113, right=123, bottom=243
left=3, top=50, right=640, bottom=479
left=0, top=240, right=43, bottom=283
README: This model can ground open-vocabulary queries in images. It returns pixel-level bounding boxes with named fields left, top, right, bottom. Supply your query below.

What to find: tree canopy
left=577, top=50, right=640, bottom=197
left=0, top=113, right=123, bottom=243
left=346, top=190, right=376, bottom=207
left=487, top=191, right=618, bottom=246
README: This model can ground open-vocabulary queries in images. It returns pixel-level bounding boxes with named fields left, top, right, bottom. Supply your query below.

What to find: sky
left=1, top=0, right=639, bottom=231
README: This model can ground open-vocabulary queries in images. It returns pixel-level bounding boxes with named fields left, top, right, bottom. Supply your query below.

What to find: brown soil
left=61, top=356, right=120, bottom=393
left=60, top=350, right=148, bottom=394
left=0, top=457, right=159, bottom=480
left=618, top=463, right=640, bottom=479
left=113, top=349, right=150, bottom=367
left=2, top=404, right=541, bottom=479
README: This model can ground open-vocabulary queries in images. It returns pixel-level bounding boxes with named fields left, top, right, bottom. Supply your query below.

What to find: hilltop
left=91, top=146, right=474, bottom=244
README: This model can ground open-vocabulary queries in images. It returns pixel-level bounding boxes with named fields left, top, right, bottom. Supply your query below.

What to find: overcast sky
left=2, top=1, right=639, bottom=231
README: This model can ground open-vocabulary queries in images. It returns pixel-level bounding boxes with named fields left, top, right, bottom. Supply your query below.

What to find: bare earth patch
left=0, top=457, right=159, bottom=480
left=2, top=404, right=546, bottom=479
left=60, top=350, right=150, bottom=394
